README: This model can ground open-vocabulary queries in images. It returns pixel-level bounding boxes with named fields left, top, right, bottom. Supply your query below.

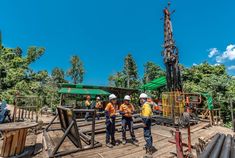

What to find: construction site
left=0, top=1, right=235, bottom=158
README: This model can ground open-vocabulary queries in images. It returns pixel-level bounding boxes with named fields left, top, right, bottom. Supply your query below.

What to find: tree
left=143, top=61, right=165, bottom=84
left=181, top=62, right=234, bottom=122
left=108, top=71, right=126, bottom=87
left=123, top=54, right=139, bottom=88
left=52, top=67, right=66, bottom=85
left=14, top=47, right=22, bottom=57
left=67, top=55, right=84, bottom=84
left=0, top=46, right=46, bottom=103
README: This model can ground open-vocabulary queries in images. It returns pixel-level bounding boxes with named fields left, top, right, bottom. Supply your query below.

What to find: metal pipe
left=220, top=134, right=232, bottom=158
left=230, top=136, right=235, bottom=158
left=209, top=134, right=226, bottom=158
left=198, top=133, right=220, bottom=158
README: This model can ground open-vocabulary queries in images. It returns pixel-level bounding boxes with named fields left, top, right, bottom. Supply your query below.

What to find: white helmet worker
left=139, top=93, right=148, bottom=99
left=109, top=94, right=117, bottom=101
left=124, top=95, right=131, bottom=101
left=96, top=96, right=101, bottom=100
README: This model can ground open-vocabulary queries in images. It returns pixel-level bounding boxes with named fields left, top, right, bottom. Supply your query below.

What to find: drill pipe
left=198, top=133, right=220, bottom=158
left=220, top=134, right=232, bottom=158
left=230, top=136, right=235, bottom=158
left=209, top=134, right=226, bottom=158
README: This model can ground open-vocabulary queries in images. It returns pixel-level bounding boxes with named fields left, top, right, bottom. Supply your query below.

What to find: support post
left=91, top=110, right=96, bottom=147
left=175, top=128, right=184, bottom=158
left=187, top=126, right=192, bottom=153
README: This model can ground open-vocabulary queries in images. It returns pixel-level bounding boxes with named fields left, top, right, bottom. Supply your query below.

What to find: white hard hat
left=96, top=97, right=100, bottom=100
left=109, top=94, right=117, bottom=100
left=139, top=93, right=148, bottom=99
left=124, top=95, right=131, bottom=101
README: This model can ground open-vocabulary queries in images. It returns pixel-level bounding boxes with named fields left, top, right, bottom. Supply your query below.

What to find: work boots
left=145, top=147, right=153, bottom=155
left=132, top=139, right=139, bottom=146
left=111, top=140, right=119, bottom=146
left=106, top=143, right=113, bottom=148
left=122, top=139, right=127, bottom=145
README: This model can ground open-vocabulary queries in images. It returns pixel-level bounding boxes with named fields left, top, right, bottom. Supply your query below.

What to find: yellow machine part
left=162, top=92, right=185, bottom=118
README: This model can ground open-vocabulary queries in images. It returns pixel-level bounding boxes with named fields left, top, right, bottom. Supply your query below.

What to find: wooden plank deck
left=1, top=121, right=233, bottom=158
left=41, top=122, right=217, bottom=158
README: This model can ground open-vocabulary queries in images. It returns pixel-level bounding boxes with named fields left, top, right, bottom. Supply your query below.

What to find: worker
left=105, top=94, right=118, bottom=148
left=0, top=99, right=11, bottom=123
left=85, top=95, right=92, bottom=121
left=119, top=95, right=138, bottom=145
left=139, top=93, right=153, bottom=155
left=95, top=96, right=103, bottom=120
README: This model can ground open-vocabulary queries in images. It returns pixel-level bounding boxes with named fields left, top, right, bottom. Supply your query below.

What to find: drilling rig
left=161, top=3, right=201, bottom=124
left=162, top=3, right=182, bottom=92
left=161, top=3, right=202, bottom=157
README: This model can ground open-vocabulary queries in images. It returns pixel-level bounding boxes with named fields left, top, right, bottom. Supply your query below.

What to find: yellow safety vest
left=141, top=102, right=153, bottom=118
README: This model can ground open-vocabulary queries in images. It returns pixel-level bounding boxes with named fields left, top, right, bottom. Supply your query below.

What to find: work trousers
left=122, top=116, right=136, bottom=141
left=85, top=106, right=90, bottom=121
left=143, top=118, right=153, bottom=149
left=106, top=116, right=116, bottom=144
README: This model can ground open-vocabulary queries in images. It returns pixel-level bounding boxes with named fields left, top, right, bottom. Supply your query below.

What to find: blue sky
left=0, top=0, right=235, bottom=85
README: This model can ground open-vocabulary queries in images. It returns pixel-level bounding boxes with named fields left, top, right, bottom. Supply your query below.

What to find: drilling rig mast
left=162, top=2, right=182, bottom=92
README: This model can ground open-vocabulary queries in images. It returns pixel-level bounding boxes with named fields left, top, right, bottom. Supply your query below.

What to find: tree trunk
left=127, top=76, right=130, bottom=88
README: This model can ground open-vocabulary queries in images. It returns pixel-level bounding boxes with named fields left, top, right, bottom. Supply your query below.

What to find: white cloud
left=192, top=63, right=197, bottom=66
left=208, top=48, right=219, bottom=58
left=228, top=65, right=235, bottom=70
left=216, top=44, right=235, bottom=63
left=213, top=63, right=220, bottom=66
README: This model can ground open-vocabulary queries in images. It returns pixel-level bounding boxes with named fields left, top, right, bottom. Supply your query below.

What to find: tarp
left=140, top=76, right=166, bottom=90
left=201, top=93, right=214, bottom=110
left=58, top=88, right=110, bottom=96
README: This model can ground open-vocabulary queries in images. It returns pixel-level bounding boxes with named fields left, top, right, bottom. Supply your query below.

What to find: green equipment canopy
left=59, top=88, right=110, bottom=96
left=140, top=76, right=166, bottom=90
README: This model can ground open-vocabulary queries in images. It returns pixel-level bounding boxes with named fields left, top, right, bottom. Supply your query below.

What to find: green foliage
left=52, top=67, right=67, bottom=85
left=108, top=71, right=126, bottom=87
left=67, top=55, right=84, bottom=84
left=182, top=62, right=235, bottom=122
left=143, top=61, right=165, bottom=84
left=109, top=53, right=140, bottom=88
left=0, top=46, right=64, bottom=108
left=123, top=54, right=139, bottom=88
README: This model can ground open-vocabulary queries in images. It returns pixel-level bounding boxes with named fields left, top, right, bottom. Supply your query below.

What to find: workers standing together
left=119, top=95, right=138, bottom=145
left=139, top=93, right=153, bottom=155
left=102, top=93, right=154, bottom=155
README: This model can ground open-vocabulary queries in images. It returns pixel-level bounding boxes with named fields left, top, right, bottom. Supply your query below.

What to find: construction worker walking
left=139, top=93, right=153, bottom=155
left=119, top=95, right=138, bottom=145
left=105, top=94, right=118, bottom=148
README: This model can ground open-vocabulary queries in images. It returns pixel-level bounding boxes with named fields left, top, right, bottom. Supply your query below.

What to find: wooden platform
left=2, top=121, right=234, bottom=158
left=40, top=122, right=228, bottom=158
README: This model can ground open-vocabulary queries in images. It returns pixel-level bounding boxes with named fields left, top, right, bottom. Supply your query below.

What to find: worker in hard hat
left=119, top=95, right=138, bottom=146
left=139, top=93, right=153, bottom=155
left=105, top=94, right=118, bottom=148
left=95, top=96, right=103, bottom=120
left=85, top=95, right=92, bottom=121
